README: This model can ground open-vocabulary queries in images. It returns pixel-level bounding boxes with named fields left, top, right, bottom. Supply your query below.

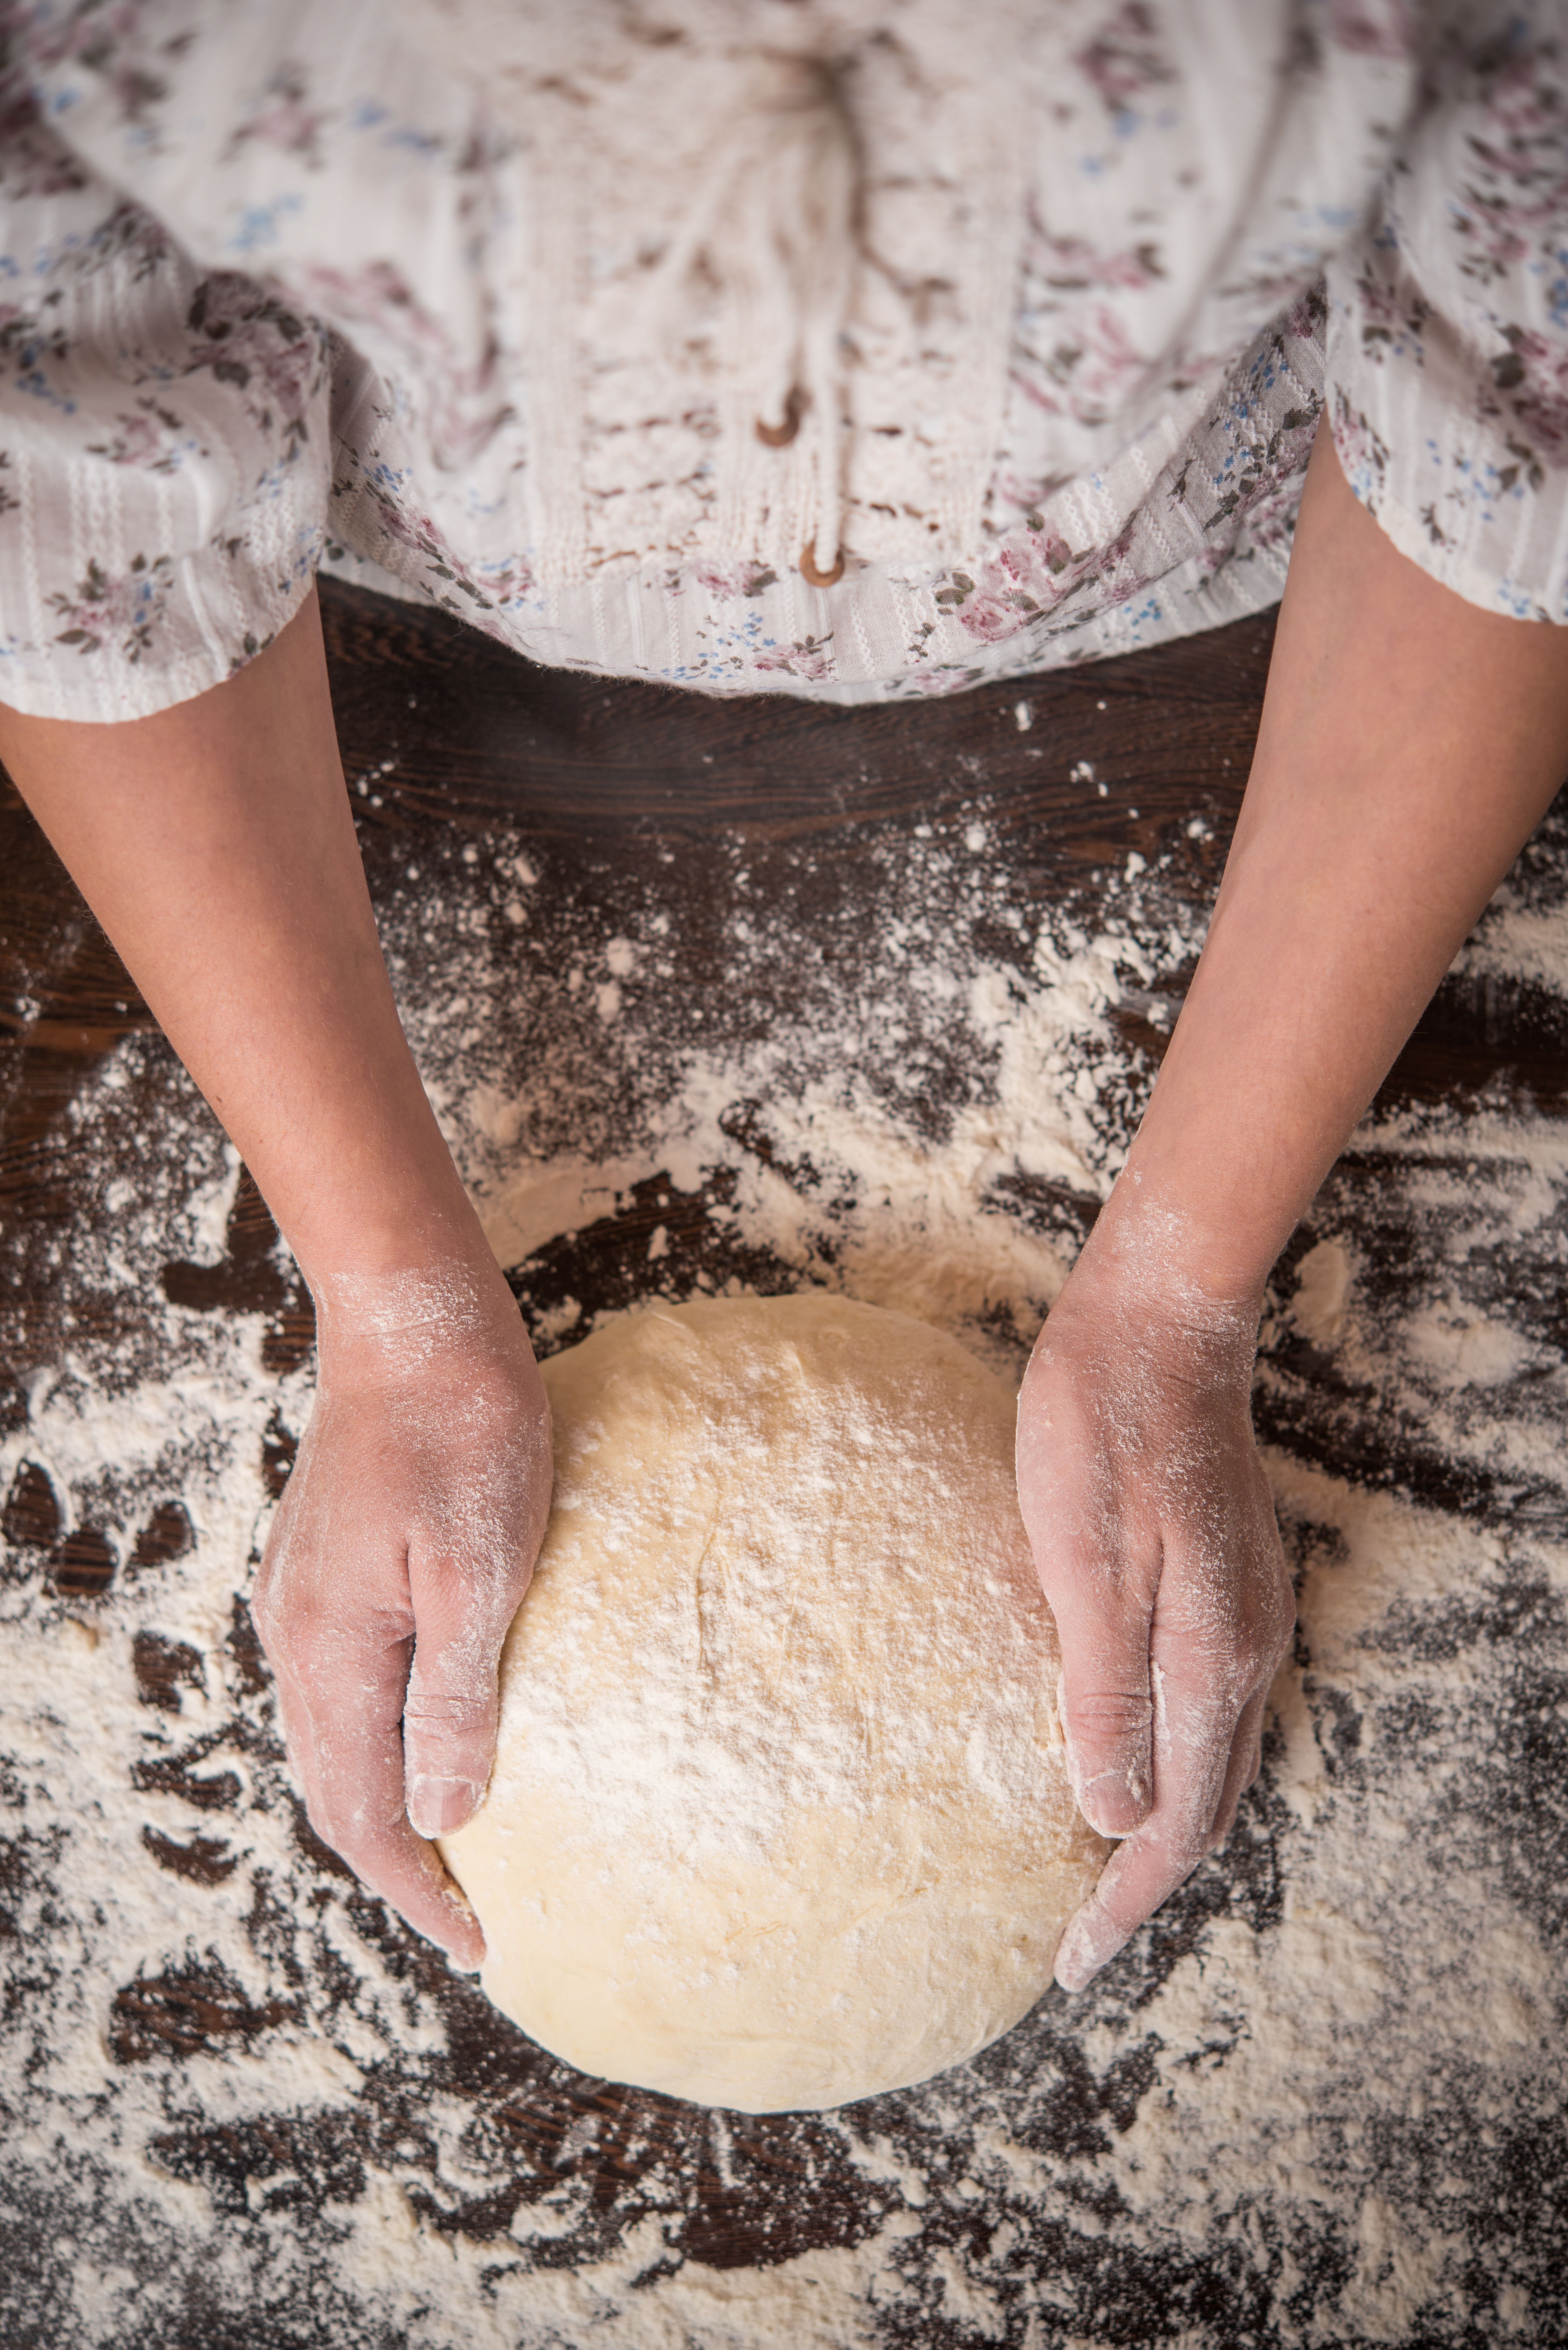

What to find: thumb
left=402, top=1551, right=517, bottom=1839
left=1017, top=1349, right=1159, bottom=1839
left=1052, top=1578, right=1157, bottom=1838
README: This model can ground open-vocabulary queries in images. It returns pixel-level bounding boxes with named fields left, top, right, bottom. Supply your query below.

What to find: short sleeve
left=0, top=73, right=333, bottom=722
left=1325, top=6, right=1568, bottom=625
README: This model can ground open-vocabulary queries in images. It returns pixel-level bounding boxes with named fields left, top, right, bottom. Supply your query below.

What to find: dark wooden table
left=4, top=581, right=1567, bottom=2348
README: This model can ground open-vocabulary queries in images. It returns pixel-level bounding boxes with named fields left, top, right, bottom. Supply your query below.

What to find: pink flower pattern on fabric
left=0, top=0, right=1560, bottom=716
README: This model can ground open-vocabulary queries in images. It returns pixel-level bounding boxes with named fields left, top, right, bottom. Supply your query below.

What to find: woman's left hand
left=1016, top=1238, right=1295, bottom=1992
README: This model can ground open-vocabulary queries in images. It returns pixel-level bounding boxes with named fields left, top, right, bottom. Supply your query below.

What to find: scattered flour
left=1287, top=1237, right=1354, bottom=1347
left=4, top=803, right=1568, bottom=2344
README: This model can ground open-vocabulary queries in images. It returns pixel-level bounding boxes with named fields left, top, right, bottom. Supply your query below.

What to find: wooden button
left=756, top=387, right=806, bottom=448
left=799, top=544, right=845, bottom=588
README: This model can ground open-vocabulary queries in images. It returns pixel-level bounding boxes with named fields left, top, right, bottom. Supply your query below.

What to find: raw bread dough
left=439, top=1293, right=1109, bottom=2111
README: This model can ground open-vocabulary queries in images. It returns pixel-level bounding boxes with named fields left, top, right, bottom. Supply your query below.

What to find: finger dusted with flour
left=1018, top=1216, right=1294, bottom=1994
left=253, top=1265, right=552, bottom=1967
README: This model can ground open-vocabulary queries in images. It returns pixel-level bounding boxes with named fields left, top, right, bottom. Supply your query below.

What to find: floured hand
left=252, top=1265, right=552, bottom=1968
left=1017, top=1228, right=1294, bottom=1994
left=1009, top=424, right=1568, bottom=1993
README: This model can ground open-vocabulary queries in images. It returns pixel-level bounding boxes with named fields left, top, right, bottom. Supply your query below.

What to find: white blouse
left=0, top=0, right=1564, bottom=722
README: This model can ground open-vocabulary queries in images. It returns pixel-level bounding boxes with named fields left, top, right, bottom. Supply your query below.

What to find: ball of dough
left=439, top=1293, right=1108, bottom=2111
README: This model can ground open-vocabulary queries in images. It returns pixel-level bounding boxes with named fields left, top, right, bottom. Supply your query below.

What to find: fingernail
left=1053, top=1914, right=1102, bottom=1994
left=1077, top=1769, right=1148, bottom=1840
left=409, top=1775, right=478, bottom=1837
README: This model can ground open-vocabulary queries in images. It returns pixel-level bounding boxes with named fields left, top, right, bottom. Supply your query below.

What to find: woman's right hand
left=251, top=1264, right=552, bottom=1967
left=0, top=596, right=557, bottom=1967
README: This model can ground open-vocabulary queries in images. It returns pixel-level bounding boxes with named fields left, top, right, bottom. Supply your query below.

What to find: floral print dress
left=0, top=0, right=1563, bottom=722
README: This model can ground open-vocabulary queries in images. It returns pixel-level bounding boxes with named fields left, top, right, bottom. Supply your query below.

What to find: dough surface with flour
left=439, top=1293, right=1109, bottom=2111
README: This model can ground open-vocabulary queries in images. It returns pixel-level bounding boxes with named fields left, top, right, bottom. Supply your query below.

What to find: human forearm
left=1104, top=420, right=1568, bottom=1305
left=1023, top=422, right=1568, bottom=1993
left=0, top=590, right=492, bottom=1295
left=0, top=594, right=549, bottom=1962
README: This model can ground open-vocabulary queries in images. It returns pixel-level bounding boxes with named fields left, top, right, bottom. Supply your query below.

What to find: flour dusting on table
left=4, top=800, right=1568, bottom=2346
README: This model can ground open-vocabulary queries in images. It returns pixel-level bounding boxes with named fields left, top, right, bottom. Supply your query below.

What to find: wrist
left=311, top=1255, right=530, bottom=1382
left=275, top=1158, right=517, bottom=1350
left=1071, top=1175, right=1267, bottom=1327
left=1037, top=1181, right=1265, bottom=1393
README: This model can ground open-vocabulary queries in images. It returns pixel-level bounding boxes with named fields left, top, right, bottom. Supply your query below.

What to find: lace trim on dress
left=406, top=0, right=1037, bottom=590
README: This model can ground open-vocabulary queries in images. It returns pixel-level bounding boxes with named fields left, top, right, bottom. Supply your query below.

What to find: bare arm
left=1021, top=421, right=1568, bottom=1990
left=0, top=590, right=550, bottom=1966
